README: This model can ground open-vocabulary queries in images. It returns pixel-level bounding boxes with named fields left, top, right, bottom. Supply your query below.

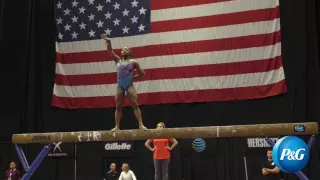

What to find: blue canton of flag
left=55, top=0, right=151, bottom=42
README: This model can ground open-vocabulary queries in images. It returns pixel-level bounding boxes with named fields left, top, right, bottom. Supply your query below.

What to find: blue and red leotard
left=116, top=59, right=135, bottom=91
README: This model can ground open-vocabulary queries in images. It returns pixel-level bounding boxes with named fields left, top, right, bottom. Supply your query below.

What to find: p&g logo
left=272, top=136, right=309, bottom=173
left=279, top=148, right=306, bottom=160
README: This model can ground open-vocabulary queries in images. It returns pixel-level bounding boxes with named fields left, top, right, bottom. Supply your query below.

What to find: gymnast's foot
left=111, top=126, right=120, bottom=131
left=139, top=124, right=148, bottom=130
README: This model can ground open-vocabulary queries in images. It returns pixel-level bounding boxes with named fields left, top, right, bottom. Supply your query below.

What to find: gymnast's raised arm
left=101, top=33, right=121, bottom=63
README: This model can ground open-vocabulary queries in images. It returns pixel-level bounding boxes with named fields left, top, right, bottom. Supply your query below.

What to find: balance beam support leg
left=265, top=138, right=276, bottom=147
left=308, top=135, right=316, bottom=150
left=266, top=137, right=308, bottom=180
left=21, top=144, right=53, bottom=180
left=15, top=145, right=30, bottom=172
left=295, top=171, right=309, bottom=180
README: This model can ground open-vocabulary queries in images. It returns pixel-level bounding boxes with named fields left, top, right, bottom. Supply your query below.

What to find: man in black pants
left=104, top=163, right=119, bottom=180
left=262, top=148, right=281, bottom=180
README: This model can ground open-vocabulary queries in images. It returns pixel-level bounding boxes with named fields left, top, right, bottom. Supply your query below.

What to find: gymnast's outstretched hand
left=100, top=33, right=110, bottom=43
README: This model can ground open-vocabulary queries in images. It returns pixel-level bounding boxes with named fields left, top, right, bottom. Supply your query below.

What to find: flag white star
left=131, top=0, right=138, bottom=7
left=122, top=26, right=130, bottom=34
left=139, top=7, right=146, bottom=15
left=71, top=31, right=78, bottom=39
left=113, top=2, right=120, bottom=10
left=131, top=16, right=138, bottom=23
left=96, top=4, right=103, bottom=11
left=72, top=0, right=79, bottom=7
left=138, top=24, right=145, bottom=32
left=88, top=14, right=95, bottom=21
left=64, top=24, right=71, bottom=31
left=88, top=0, right=95, bottom=5
left=79, top=22, right=86, bottom=29
left=105, top=28, right=112, bottom=35
left=56, top=17, right=63, bottom=24
left=88, top=29, right=95, bottom=37
left=56, top=2, right=62, bottom=9
left=106, top=0, right=111, bottom=3
left=58, top=32, right=63, bottom=39
left=71, top=16, right=78, bottom=23
left=97, top=20, right=104, bottom=28
left=79, top=6, right=86, bottom=14
left=113, top=18, right=120, bottom=26
left=122, top=9, right=129, bottom=16
left=105, top=12, right=112, bottom=19
left=64, top=8, right=71, bottom=15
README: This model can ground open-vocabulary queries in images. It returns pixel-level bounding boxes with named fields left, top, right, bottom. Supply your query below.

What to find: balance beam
left=12, top=122, right=318, bottom=144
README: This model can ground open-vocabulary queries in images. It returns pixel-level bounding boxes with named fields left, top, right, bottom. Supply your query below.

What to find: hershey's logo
left=247, top=138, right=278, bottom=148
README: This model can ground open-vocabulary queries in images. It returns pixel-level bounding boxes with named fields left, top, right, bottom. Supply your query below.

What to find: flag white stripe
left=56, top=19, right=280, bottom=54
left=53, top=67, right=285, bottom=97
left=56, top=43, right=281, bottom=75
left=151, top=0, right=279, bottom=22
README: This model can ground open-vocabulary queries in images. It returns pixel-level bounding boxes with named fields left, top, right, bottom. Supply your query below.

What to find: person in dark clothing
left=262, top=149, right=281, bottom=180
left=104, top=163, right=119, bottom=180
left=4, top=161, right=21, bottom=180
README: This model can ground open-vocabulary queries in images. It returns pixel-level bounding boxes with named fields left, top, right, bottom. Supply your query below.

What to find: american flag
left=53, top=0, right=287, bottom=109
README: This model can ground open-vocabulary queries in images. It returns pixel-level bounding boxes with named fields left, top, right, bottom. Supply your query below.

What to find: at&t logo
left=192, top=138, right=206, bottom=152
left=272, top=136, right=309, bottom=173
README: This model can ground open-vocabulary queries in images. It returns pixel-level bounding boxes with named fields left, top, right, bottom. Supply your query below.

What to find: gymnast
left=101, top=33, right=147, bottom=131
left=145, top=122, right=178, bottom=180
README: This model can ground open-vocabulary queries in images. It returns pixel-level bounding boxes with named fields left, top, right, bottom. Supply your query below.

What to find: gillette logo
left=105, top=143, right=132, bottom=150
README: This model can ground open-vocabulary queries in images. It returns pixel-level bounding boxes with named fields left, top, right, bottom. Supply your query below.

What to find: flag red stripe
left=56, top=31, right=280, bottom=64
left=151, top=0, right=231, bottom=10
left=51, top=80, right=287, bottom=109
left=55, top=56, right=282, bottom=86
left=151, top=7, right=279, bottom=33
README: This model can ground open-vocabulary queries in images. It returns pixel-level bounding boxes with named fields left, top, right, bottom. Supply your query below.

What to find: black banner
left=47, top=142, right=75, bottom=158
left=244, top=137, right=279, bottom=180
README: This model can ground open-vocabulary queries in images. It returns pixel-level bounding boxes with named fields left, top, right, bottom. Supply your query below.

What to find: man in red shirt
left=145, top=122, right=178, bottom=180
left=4, top=161, right=20, bottom=180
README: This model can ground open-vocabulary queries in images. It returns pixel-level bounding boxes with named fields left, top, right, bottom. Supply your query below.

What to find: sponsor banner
left=103, top=141, right=134, bottom=158
left=245, top=137, right=282, bottom=180
left=32, top=135, right=50, bottom=141
left=47, top=142, right=75, bottom=158
left=244, top=137, right=279, bottom=156
left=247, top=137, right=279, bottom=148
left=105, top=142, right=132, bottom=150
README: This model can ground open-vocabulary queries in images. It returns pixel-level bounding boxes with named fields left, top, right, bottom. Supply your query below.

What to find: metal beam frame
left=15, top=144, right=53, bottom=180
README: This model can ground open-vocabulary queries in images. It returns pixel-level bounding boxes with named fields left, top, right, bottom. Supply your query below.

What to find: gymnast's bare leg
left=127, top=84, right=147, bottom=130
left=112, top=85, right=125, bottom=131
